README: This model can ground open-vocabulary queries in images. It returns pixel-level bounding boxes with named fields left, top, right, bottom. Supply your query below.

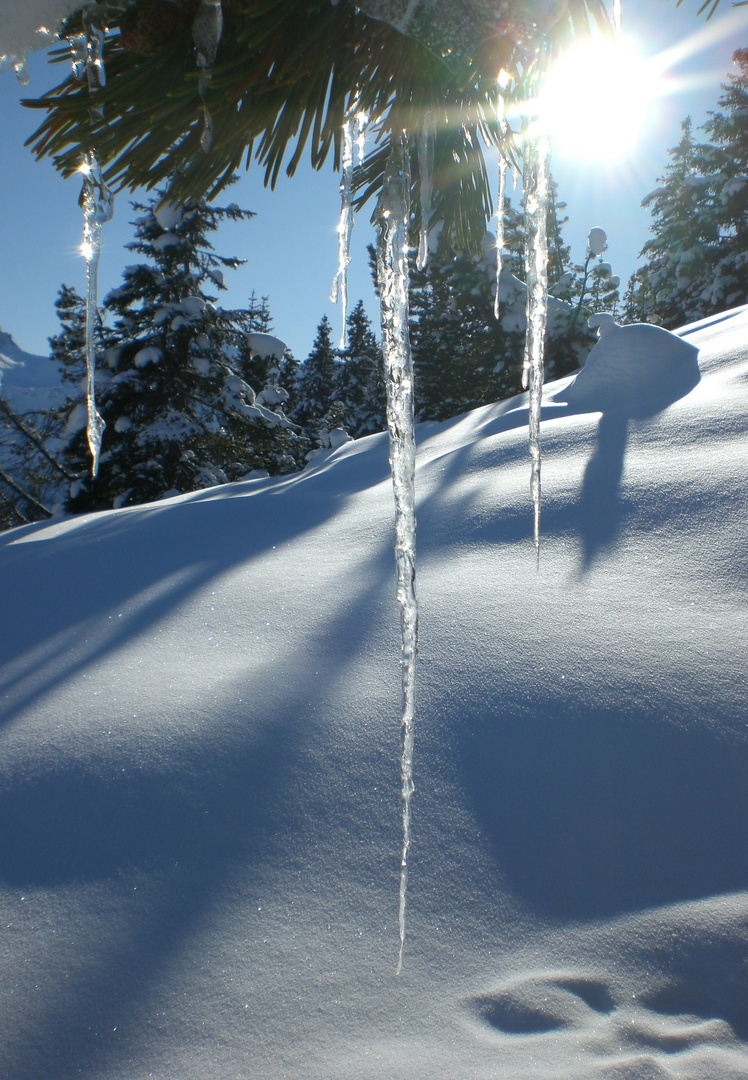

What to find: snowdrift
left=0, top=308, right=747, bottom=1079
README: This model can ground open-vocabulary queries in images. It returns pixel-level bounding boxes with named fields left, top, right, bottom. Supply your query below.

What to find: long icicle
left=494, top=153, right=508, bottom=319
left=70, top=5, right=113, bottom=476
left=81, top=154, right=113, bottom=476
left=376, top=130, right=418, bottom=975
left=330, top=113, right=356, bottom=348
left=521, top=122, right=550, bottom=560
left=494, top=87, right=509, bottom=319
left=416, top=111, right=435, bottom=271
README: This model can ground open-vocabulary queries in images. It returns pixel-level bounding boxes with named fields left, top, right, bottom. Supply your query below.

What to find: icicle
left=613, top=0, right=623, bottom=37
left=494, top=154, right=507, bottom=319
left=69, top=5, right=108, bottom=118
left=521, top=124, right=550, bottom=559
left=329, top=109, right=367, bottom=349
left=376, top=130, right=418, bottom=975
left=416, top=111, right=435, bottom=271
left=193, top=0, right=223, bottom=155
left=68, top=8, right=113, bottom=477
left=494, top=82, right=511, bottom=319
left=355, top=110, right=368, bottom=164
left=330, top=115, right=355, bottom=348
left=80, top=153, right=114, bottom=477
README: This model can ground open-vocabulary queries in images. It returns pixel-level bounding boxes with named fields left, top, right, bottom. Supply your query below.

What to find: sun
left=538, top=35, right=665, bottom=163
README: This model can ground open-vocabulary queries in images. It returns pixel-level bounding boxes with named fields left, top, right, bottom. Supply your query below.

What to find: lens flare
left=540, top=36, right=665, bottom=162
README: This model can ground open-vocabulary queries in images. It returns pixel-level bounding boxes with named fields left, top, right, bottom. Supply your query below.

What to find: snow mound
left=0, top=308, right=747, bottom=1079
left=556, top=317, right=701, bottom=418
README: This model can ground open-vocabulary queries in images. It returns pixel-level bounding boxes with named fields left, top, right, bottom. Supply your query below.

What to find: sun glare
left=539, top=36, right=665, bottom=163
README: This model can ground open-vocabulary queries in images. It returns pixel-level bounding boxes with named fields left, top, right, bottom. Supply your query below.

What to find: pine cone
left=119, top=1, right=191, bottom=56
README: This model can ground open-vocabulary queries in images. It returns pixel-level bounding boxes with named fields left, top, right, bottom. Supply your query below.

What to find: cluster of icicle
left=69, top=0, right=223, bottom=476
left=69, top=4, right=114, bottom=476
left=334, top=89, right=552, bottom=967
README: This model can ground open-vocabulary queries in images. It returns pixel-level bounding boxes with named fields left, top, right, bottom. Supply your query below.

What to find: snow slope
left=0, top=308, right=747, bottom=1079
left=0, top=329, right=66, bottom=414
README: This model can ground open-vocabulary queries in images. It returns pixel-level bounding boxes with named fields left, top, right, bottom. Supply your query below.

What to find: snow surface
left=1, top=308, right=747, bottom=1078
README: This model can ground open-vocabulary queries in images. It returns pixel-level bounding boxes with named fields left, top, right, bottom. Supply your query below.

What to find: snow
left=0, top=330, right=66, bottom=413
left=1, top=306, right=748, bottom=1076
left=0, top=2, right=82, bottom=67
left=246, top=333, right=287, bottom=360
left=587, top=226, right=608, bottom=256
left=557, top=318, right=700, bottom=418
left=133, top=346, right=162, bottom=369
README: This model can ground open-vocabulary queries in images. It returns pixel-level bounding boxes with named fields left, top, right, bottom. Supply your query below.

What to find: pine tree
left=409, top=238, right=526, bottom=422
left=292, top=315, right=339, bottom=435
left=628, top=53, right=748, bottom=327
left=407, top=180, right=607, bottom=424
left=334, top=301, right=386, bottom=437
left=57, top=184, right=299, bottom=512
left=697, top=48, right=748, bottom=313
left=625, top=118, right=720, bottom=327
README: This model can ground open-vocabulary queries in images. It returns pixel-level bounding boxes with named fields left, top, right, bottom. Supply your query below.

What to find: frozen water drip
left=416, top=111, right=435, bottom=271
left=376, top=130, right=419, bottom=974
left=521, top=126, right=550, bottom=558
left=81, top=154, right=114, bottom=476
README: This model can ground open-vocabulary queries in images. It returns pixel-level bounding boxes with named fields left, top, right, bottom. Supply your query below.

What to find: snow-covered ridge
left=0, top=329, right=65, bottom=413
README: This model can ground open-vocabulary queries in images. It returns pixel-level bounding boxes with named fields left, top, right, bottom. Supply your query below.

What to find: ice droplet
left=13, top=58, right=30, bottom=86
left=376, top=130, right=418, bottom=975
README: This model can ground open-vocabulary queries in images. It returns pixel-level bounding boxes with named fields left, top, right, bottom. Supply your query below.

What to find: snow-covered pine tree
left=407, top=177, right=604, bottom=424
left=696, top=48, right=748, bottom=314
left=628, top=53, right=748, bottom=327
left=236, top=292, right=300, bottom=421
left=292, top=315, right=339, bottom=435
left=625, top=118, right=720, bottom=327
left=333, top=301, right=386, bottom=437
left=58, top=185, right=299, bottom=512
left=408, top=236, right=525, bottom=422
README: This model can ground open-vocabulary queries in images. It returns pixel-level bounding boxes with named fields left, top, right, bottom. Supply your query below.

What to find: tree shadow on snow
left=0, top=547, right=400, bottom=1080
left=551, top=322, right=701, bottom=569
left=459, top=699, right=748, bottom=921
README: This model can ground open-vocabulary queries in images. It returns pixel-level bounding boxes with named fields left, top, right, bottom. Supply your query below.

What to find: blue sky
left=0, top=1, right=746, bottom=362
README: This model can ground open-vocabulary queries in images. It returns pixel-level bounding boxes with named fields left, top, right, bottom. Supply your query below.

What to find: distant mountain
left=0, top=328, right=66, bottom=413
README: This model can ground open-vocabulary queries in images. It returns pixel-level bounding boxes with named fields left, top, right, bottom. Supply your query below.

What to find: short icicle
left=416, top=111, right=435, bottom=271
left=81, top=153, right=114, bottom=476
left=521, top=123, right=550, bottom=559
left=494, top=153, right=508, bottom=319
left=493, top=84, right=510, bottom=319
left=376, top=130, right=418, bottom=974
left=330, top=114, right=355, bottom=348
